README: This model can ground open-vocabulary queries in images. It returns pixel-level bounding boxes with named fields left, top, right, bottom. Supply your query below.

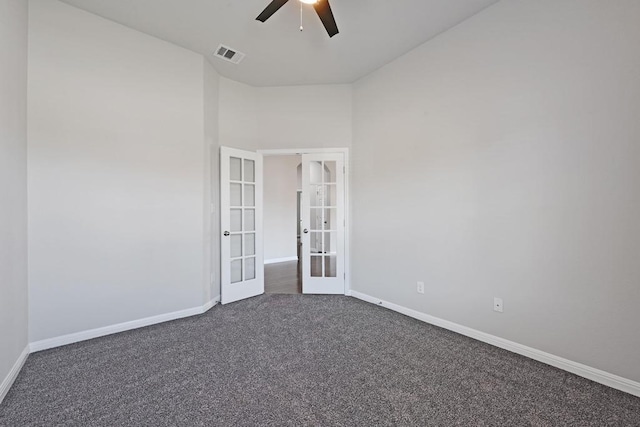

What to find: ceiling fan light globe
left=299, top=0, right=318, bottom=4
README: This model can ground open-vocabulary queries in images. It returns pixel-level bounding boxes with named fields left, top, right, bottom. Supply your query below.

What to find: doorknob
left=223, top=231, right=230, bottom=236
left=303, top=229, right=309, bottom=234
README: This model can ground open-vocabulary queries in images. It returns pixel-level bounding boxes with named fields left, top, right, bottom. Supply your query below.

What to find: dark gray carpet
left=1, top=294, right=639, bottom=426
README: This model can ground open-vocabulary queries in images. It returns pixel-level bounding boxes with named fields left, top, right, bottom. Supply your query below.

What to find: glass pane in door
left=230, top=235, right=242, bottom=258
left=324, top=232, right=336, bottom=254
left=244, top=184, right=255, bottom=206
left=324, top=256, right=336, bottom=277
left=310, top=256, right=322, bottom=277
left=323, top=185, right=337, bottom=206
left=310, top=232, right=322, bottom=254
left=245, top=257, right=255, bottom=280
left=230, top=183, right=242, bottom=206
left=230, top=209, right=242, bottom=232
left=310, top=208, right=322, bottom=231
left=230, top=157, right=242, bottom=181
left=244, top=159, right=255, bottom=182
left=309, top=161, right=323, bottom=184
left=324, top=161, right=337, bottom=183
left=245, top=233, right=255, bottom=256
left=245, top=209, right=255, bottom=231
left=309, top=185, right=322, bottom=207
left=323, top=208, right=336, bottom=230
left=231, top=259, right=242, bottom=283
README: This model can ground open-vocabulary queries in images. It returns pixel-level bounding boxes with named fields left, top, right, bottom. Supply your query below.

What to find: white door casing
left=220, top=147, right=264, bottom=304
left=301, top=153, right=345, bottom=294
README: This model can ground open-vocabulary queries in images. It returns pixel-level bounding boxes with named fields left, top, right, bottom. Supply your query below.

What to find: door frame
left=258, top=148, right=351, bottom=296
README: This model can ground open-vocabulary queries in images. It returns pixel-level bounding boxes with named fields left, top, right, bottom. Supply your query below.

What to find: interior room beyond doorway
left=263, top=155, right=302, bottom=294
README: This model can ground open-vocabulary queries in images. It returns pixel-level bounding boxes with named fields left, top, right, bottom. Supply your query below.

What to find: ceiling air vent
left=214, top=44, right=245, bottom=65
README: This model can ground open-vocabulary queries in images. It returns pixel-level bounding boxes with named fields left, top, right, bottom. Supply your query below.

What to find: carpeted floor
left=1, top=294, right=639, bottom=426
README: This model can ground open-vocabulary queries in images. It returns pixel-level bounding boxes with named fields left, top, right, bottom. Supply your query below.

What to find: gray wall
left=28, top=0, right=208, bottom=342
left=352, top=0, right=640, bottom=382
left=218, top=78, right=352, bottom=151
left=0, top=0, right=29, bottom=397
left=204, top=60, right=221, bottom=303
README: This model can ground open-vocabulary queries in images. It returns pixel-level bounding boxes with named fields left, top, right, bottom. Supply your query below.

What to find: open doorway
left=220, top=147, right=348, bottom=304
left=262, top=151, right=346, bottom=294
left=263, top=154, right=302, bottom=294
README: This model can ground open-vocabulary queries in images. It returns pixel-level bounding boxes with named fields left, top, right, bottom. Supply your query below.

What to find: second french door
left=301, top=153, right=345, bottom=294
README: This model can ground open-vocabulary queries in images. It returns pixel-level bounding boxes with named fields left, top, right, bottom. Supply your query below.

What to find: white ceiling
left=58, top=0, right=498, bottom=87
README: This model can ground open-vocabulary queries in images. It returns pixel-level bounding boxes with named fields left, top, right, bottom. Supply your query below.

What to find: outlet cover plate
left=493, top=297, right=503, bottom=313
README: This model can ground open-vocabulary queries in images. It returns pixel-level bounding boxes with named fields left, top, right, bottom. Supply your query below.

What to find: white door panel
left=301, top=153, right=345, bottom=294
left=221, top=147, right=263, bottom=304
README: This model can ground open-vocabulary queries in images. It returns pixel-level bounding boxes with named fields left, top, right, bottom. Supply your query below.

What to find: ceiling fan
left=256, top=0, right=339, bottom=38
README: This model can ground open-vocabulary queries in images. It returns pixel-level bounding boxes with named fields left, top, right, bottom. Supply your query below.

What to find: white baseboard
left=351, top=291, right=640, bottom=398
left=202, top=297, right=219, bottom=312
left=30, top=297, right=220, bottom=353
left=264, top=256, right=298, bottom=265
left=0, top=345, right=29, bottom=404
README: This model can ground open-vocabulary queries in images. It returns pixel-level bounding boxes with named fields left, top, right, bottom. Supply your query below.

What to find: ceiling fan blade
left=256, top=0, right=290, bottom=22
left=313, top=0, right=339, bottom=37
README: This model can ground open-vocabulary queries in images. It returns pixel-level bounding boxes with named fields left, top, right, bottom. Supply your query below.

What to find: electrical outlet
left=493, top=297, right=503, bottom=313
left=417, top=281, right=425, bottom=294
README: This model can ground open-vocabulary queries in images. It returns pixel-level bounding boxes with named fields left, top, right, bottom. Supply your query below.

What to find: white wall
left=0, top=0, right=28, bottom=399
left=255, top=85, right=352, bottom=150
left=219, top=78, right=352, bottom=151
left=28, top=0, right=208, bottom=342
left=264, top=155, right=301, bottom=262
left=352, top=0, right=640, bottom=382
left=218, top=78, right=258, bottom=152
left=204, top=60, right=220, bottom=303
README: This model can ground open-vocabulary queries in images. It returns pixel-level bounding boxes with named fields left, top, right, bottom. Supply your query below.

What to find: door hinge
left=343, top=166, right=345, bottom=174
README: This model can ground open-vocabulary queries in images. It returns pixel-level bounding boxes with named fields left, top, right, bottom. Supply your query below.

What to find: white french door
left=301, top=153, right=345, bottom=294
left=220, top=147, right=264, bottom=304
